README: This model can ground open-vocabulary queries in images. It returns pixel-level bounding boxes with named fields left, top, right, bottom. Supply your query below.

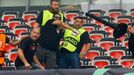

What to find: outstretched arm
left=52, top=20, right=79, bottom=34
left=33, top=55, right=45, bottom=70
left=17, top=48, right=32, bottom=69
left=8, top=36, right=28, bottom=45
left=79, top=43, right=90, bottom=59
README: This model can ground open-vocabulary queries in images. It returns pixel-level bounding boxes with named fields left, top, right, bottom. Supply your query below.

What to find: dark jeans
left=45, top=50, right=57, bottom=69
left=36, top=46, right=58, bottom=69
left=58, top=51, right=80, bottom=69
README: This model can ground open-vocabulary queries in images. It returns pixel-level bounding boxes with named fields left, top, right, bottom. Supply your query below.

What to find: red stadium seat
left=87, top=10, right=105, bottom=17
left=95, top=16, right=114, bottom=28
left=10, top=49, right=18, bottom=62
left=85, top=47, right=103, bottom=60
left=120, top=56, right=133, bottom=68
left=92, top=56, right=112, bottom=68
left=104, top=26, right=114, bottom=37
left=7, top=18, right=25, bottom=30
left=5, top=44, right=17, bottom=53
left=123, top=38, right=128, bottom=48
left=2, top=11, right=19, bottom=23
left=108, top=46, right=127, bottom=60
left=65, top=10, right=82, bottom=24
left=108, top=9, right=126, bottom=20
left=99, top=38, right=117, bottom=51
left=14, top=25, right=30, bottom=37
left=83, top=24, right=99, bottom=32
left=116, top=16, right=132, bottom=24
left=89, top=30, right=108, bottom=44
left=22, top=11, right=39, bottom=23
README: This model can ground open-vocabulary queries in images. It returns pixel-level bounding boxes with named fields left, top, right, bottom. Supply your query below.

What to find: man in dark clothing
left=128, top=24, right=134, bottom=66
left=38, top=13, right=79, bottom=69
left=58, top=17, right=91, bottom=69
left=15, top=28, right=44, bottom=70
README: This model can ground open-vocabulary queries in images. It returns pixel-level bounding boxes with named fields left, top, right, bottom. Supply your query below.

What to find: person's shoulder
left=22, top=36, right=31, bottom=42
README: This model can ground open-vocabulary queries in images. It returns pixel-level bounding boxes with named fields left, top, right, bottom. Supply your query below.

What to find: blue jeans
left=58, top=51, right=80, bottom=69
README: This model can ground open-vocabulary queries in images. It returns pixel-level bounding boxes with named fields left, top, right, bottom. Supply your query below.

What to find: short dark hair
left=50, top=0, right=59, bottom=4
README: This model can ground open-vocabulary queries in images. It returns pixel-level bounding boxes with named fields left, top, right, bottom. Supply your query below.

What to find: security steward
left=36, top=0, right=64, bottom=26
left=58, top=17, right=91, bottom=69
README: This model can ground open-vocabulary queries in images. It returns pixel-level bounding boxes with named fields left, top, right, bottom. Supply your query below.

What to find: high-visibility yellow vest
left=0, top=34, right=6, bottom=65
left=60, top=28, right=86, bottom=52
left=42, top=10, right=64, bottom=26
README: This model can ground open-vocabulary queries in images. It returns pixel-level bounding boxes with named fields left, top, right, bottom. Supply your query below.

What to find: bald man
left=15, top=28, right=44, bottom=70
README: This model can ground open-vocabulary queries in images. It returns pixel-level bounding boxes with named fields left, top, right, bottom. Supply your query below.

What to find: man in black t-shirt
left=15, top=28, right=44, bottom=70
left=128, top=24, right=134, bottom=66
left=38, top=13, right=79, bottom=69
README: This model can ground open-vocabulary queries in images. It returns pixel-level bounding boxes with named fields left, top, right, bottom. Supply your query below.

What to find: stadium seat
left=9, top=49, right=18, bottom=62
left=2, top=11, right=19, bottom=23
left=104, top=26, right=114, bottom=37
left=87, top=9, right=105, bottom=17
left=83, top=24, right=100, bottom=32
left=65, top=10, right=82, bottom=24
left=108, top=46, right=127, bottom=60
left=86, top=9, right=105, bottom=24
left=89, top=30, right=108, bottom=44
left=14, top=25, right=30, bottom=38
left=95, top=16, right=114, bottom=28
left=22, top=11, right=39, bottom=23
left=0, top=26, right=10, bottom=33
left=123, top=37, right=128, bottom=48
left=28, top=18, right=37, bottom=27
left=120, top=56, right=133, bottom=68
left=116, top=16, right=132, bottom=24
left=99, top=37, right=118, bottom=51
left=85, top=46, right=104, bottom=60
left=92, top=56, right=112, bottom=68
left=108, top=9, right=126, bottom=20
left=4, top=32, right=16, bottom=40
left=7, top=18, right=25, bottom=30
left=5, top=44, right=17, bottom=53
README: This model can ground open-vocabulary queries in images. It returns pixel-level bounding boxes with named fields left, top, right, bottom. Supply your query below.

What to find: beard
left=52, top=8, right=59, bottom=14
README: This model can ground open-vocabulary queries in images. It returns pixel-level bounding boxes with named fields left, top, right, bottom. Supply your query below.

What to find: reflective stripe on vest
left=42, top=10, right=64, bottom=26
left=0, top=34, right=6, bottom=65
left=61, top=28, right=86, bottom=52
